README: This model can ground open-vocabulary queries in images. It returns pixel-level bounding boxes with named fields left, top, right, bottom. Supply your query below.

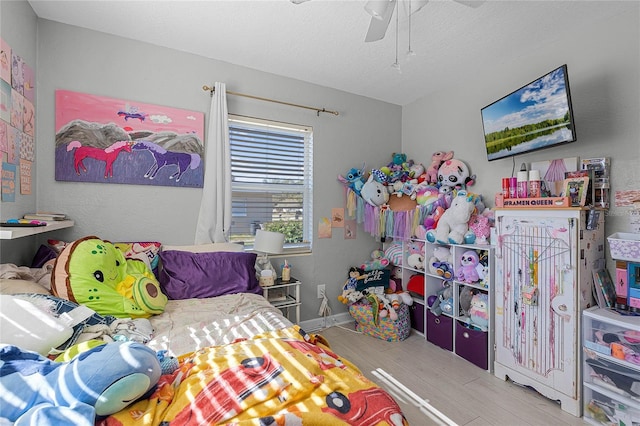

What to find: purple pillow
left=158, top=250, right=261, bottom=300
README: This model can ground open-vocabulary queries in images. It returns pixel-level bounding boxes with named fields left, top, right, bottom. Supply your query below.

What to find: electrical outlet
left=317, top=284, right=325, bottom=299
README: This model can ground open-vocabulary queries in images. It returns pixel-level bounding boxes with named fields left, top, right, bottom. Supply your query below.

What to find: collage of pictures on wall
left=1, top=37, right=35, bottom=202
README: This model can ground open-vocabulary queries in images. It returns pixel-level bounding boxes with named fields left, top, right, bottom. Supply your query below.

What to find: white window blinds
left=228, top=116, right=313, bottom=251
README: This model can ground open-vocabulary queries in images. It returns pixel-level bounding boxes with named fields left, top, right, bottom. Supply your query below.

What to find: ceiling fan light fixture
left=365, top=0, right=393, bottom=20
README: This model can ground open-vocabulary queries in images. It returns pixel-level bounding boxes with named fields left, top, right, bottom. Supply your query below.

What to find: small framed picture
left=563, top=176, right=589, bottom=207
left=565, top=169, right=594, bottom=206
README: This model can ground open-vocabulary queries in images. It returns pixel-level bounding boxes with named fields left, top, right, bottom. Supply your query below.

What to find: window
left=228, top=115, right=313, bottom=252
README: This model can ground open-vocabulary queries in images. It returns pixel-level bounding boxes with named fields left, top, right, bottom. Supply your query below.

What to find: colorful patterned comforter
left=99, top=326, right=407, bottom=426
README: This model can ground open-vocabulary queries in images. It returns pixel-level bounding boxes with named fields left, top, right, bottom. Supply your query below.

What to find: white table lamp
left=253, top=230, right=285, bottom=279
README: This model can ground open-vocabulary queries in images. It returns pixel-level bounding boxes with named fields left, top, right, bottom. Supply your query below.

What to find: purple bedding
left=157, top=250, right=261, bottom=300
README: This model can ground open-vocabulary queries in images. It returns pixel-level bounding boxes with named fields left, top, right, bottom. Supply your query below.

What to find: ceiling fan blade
left=452, top=0, right=485, bottom=8
left=365, top=0, right=397, bottom=42
left=406, top=0, right=429, bottom=16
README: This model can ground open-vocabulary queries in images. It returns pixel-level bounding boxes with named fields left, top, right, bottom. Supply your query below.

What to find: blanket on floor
left=99, top=326, right=407, bottom=426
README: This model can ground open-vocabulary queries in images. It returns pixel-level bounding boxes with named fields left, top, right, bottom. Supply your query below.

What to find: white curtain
left=195, top=82, right=231, bottom=243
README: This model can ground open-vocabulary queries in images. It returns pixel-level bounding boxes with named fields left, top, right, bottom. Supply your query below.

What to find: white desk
left=0, top=220, right=75, bottom=239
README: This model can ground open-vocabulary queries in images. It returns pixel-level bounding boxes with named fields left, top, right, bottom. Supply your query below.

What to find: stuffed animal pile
left=337, top=151, right=475, bottom=208
left=337, top=151, right=492, bottom=243
left=338, top=249, right=413, bottom=325
left=336, top=152, right=496, bottom=334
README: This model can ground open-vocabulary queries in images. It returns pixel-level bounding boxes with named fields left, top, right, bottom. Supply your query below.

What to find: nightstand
left=262, top=277, right=301, bottom=324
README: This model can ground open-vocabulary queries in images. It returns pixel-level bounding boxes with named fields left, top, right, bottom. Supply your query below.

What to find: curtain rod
left=202, top=85, right=339, bottom=116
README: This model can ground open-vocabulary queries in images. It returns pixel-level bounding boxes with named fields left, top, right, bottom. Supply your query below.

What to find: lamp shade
left=253, top=230, right=285, bottom=254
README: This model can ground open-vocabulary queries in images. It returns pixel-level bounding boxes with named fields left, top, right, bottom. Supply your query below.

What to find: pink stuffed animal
left=426, top=151, right=454, bottom=184
left=468, top=213, right=491, bottom=244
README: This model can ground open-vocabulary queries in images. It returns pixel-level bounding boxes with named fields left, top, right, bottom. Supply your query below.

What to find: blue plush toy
left=337, top=164, right=366, bottom=196
left=0, top=341, right=161, bottom=425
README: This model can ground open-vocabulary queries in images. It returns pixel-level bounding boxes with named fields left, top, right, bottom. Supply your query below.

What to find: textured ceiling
left=28, top=0, right=633, bottom=106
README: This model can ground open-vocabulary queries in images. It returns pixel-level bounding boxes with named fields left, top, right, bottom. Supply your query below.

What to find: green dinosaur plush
left=51, top=236, right=167, bottom=318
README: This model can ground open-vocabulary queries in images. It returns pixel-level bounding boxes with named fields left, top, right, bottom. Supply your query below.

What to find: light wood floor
left=319, top=324, right=587, bottom=425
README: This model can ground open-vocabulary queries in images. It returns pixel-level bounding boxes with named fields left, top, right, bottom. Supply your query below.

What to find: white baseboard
left=299, top=312, right=353, bottom=332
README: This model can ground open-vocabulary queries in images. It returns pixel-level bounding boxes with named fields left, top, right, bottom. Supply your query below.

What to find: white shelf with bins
left=399, top=237, right=495, bottom=371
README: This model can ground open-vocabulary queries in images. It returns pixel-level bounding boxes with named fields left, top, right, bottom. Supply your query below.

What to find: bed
left=0, top=239, right=408, bottom=426
left=146, top=293, right=292, bottom=356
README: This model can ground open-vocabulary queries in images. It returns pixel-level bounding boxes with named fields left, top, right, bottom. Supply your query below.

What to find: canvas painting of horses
left=54, top=90, right=204, bottom=188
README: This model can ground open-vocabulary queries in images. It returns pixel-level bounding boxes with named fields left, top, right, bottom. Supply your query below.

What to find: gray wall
left=1, top=6, right=402, bottom=322
left=402, top=6, right=640, bottom=255
left=0, top=0, right=39, bottom=262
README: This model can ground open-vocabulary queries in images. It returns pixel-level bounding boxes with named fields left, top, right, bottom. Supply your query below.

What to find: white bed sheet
left=146, top=292, right=292, bottom=356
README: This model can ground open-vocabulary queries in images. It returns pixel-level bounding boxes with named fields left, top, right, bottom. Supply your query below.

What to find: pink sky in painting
left=55, top=90, right=204, bottom=140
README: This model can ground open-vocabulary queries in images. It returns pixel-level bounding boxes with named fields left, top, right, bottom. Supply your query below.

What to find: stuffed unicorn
left=427, top=191, right=476, bottom=244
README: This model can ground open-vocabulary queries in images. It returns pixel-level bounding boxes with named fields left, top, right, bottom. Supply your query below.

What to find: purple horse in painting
left=67, top=140, right=132, bottom=178
left=131, top=140, right=201, bottom=182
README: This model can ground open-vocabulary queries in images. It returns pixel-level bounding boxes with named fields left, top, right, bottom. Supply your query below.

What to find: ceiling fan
left=364, top=0, right=484, bottom=42
left=291, top=0, right=484, bottom=43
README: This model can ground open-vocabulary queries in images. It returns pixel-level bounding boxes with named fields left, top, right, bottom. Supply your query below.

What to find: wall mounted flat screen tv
left=481, top=64, right=576, bottom=161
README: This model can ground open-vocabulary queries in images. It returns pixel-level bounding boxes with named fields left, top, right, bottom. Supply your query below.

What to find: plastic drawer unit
left=583, top=307, right=640, bottom=425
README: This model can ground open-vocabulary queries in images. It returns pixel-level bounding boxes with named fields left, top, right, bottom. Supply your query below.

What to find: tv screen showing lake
left=481, top=65, right=576, bottom=161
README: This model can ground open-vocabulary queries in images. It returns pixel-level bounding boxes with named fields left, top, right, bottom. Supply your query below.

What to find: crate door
left=495, top=214, right=578, bottom=398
